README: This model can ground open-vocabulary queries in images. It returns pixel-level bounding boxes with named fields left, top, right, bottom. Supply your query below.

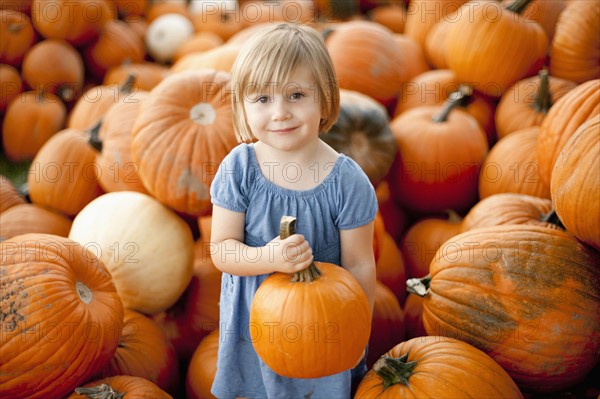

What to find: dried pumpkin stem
left=74, top=384, right=125, bottom=399
left=506, top=0, right=534, bottom=14
left=432, top=85, right=472, bottom=123
left=534, top=69, right=552, bottom=113
left=279, top=216, right=321, bottom=282
left=541, top=209, right=565, bottom=229
left=119, top=73, right=137, bottom=94
left=373, top=354, right=419, bottom=389
left=406, top=275, right=431, bottom=297
left=88, top=118, right=103, bottom=152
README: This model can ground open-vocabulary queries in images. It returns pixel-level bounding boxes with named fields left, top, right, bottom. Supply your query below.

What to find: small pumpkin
left=402, top=293, right=425, bottom=340
left=173, top=31, right=224, bottom=63
left=0, top=203, right=72, bottom=240
left=0, top=234, right=124, bottom=399
left=0, top=64, right=22, bottom=112
left=320, top=89, right=397, bottom=186
left=462, top=193, right=559, bottom=232
left=145, top=12, right=194, bottom=64
left=355, top=336, right=523, bottom=398
left=551, top=115, right=600, bottom=250
left=21, top=39, right=84, bottom=103
left=367, top=281, right=405, bottom=368
left=2, top=90, right=67, bottom=161
left=170, top=44, right=241, bottom=74
left=68, top=191, right=195, bottom=315
left=0, top=9, right=36, bottom=66
left=0, top=175, right=26, bottom=214
left=249, top=216, right=371, bottom=378
left=407, top=225, right=600, bottom=392
left=537, top=79, right=600, bottom=186
left=479, top=126, right=550, bottom=199
left=185, top=330, right=219, bottom=399
left=103, top=61, right=169, bottom=91
left=375, top=227, right=406, bottom=306
left=68, top=376, right=172, bottom=399
left=393, top=34, right=430, bottom=83
left=99, top=309, right=179, bottom=393
left=368, top=4, right=406, bottom=33
left=404, top=0, right=467, bottom=49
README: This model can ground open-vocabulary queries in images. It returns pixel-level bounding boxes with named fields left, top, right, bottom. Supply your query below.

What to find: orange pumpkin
left=2, top=91, right=67, bottom=161
left=28, top=123, right=103, bottom=216
left=404, top=0, right=467, bottom=49
left=30, top=0, right=114, bottom=46
left=393, top=34, right=430, bottom=83
left=83, top=19, right=145, bottom=79
left=537, top=79, right=600, bottom=186
left=0, top=203, right=72, bottom=240
left=445, top=0, right=548, bottom=97
left=99, top=309, right=179, bottom=393
left=402, top=293, right=425, bottom=339
left=400, top=210, right=462, bottom=279
left=326, top=20, right=405, bottom=103
left=0, top=9, right=36, bottom=66
left=21, top=39, right=84, bottom=103
left=103, top=62, right=169, bottom=91
left=186, top=330, right=219, bottom=399
left=515, top=0, right=566, bottom=42
left=549, top=0, right=600, bottom=83
left=551, top=115, right=600, bottom=250
left=249, top=216, right=371, bottom=378
left=367, top=281, right=405, bottom=368
left=368, top=4, right=407, bottom=33
left=68, top=376, right=172, bottom=399
left=479, top=126, right=550, bottom=199
left=112, top=0, right=147, bottom=17
left=173, top=31, right=225, bottom=62
left=495, top=70, right=577, bottom=139
left=389, top=89, right=488, bottom=213
left=375, top=228, right=406, bottom=306
left=356, top=336, right=523, bottom=398
left=0, top=63, right=22, bottom=112
left=95, top=90, right=150, bottom=194
left=407, top=225, right=600, bottom=392
left=0, top=234, right=124, bottom=399
left=131, top=69, right=238, bottom=216
left=462, top=193, right=559, bottom=232
left=320, top=89, right=397, bottom=186
left=170, top=44, right=241, bottom=74
left=0, top=175, right=26, bottom=213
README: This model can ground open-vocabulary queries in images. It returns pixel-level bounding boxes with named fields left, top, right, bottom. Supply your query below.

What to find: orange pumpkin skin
left=367, top=281, right=405, bottom=368
left=479, top=126, right=550, bottom=199
left=551, top=115, right=600, bottom=250
left=417, top=225, right=600, bottom=392
left=355, top=336, right=523, bottom=398
left=0, top=64, right=22, bottom=112
left=131, top=69, right=238, bottom=216
left=0, top=203, right=72, bottom=240
left=0, top=175, right=25, bottom=213
left=250, top=261, right=371, bottom=379
left=445, top=0, right=548, bottom=97
left=537, top=79, right=600, bottom=186
left=0, top=9, right=36, bottom=67
left=0, top=234, right=124, bottom=399
left=103, top=62, right=169, bottom=92
left=186, top=330, right=219, bottom=399
left=67, top=375, right=173, bottom=399
left=462, top=192, right=557, bottom=232
left=100, top=309, right=179, bottom=394
left=549, top=0, right=600, bottom=84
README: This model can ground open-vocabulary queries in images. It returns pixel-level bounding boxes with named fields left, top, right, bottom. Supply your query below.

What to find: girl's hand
left=266, top=234, right=314, bottom=274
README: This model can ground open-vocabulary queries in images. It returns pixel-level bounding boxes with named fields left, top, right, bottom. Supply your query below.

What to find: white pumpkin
left=69, top=191, right=194, bottom=315
left=145, top=13, right=195, bottom=63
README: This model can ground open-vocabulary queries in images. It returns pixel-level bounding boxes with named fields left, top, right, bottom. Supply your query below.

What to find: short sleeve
left=210, top=144, right=251, bottom=213
left=335, top=157, right=378, bottom=230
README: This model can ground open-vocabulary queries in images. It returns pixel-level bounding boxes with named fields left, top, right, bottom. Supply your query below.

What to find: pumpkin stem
left=373, top=354, right=419, bottom=389
left=7, top=22, right=24, bottom=34
left=57, top=85, right=76, bottom=103
left=74, top=384, right=125, bottom=399
left=279, top=216, right=322, bottom=282
left=16, top=182, right=31, bottom=203
left=533, top=69, right=553, bottom=114
left=406, top=275, right=431, bottom=297
left=541, top=209, right=565, bottom=229
left=119, top=73, right=137, bottom=95
left=87, top=118, right=103, bottom=152
left=432, top=85, right=471, bottom=123
left=506, top=0, right=534, bottom=14
left=445, top=209, right=463, bottom=224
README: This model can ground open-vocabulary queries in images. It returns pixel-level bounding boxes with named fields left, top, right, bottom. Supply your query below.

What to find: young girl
left=209, top=23, right=378, bottom=399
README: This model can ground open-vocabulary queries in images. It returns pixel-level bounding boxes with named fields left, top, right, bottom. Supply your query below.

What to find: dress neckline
left=248, top=143, right=345, bottom=196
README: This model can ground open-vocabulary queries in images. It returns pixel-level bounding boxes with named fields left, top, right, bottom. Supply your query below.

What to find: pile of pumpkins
left=1, top=0, right=599, bottom=398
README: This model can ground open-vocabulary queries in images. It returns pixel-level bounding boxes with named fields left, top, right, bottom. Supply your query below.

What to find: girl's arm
left=210, top=205, right=314, bottom=276
left=340, top=221, right=377, bottom=315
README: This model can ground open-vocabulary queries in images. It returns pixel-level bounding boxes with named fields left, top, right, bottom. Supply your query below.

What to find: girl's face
left=243, top=65, right=322, bottom=152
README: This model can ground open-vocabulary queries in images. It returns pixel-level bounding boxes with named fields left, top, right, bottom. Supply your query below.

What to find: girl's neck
left=254, top=138, right=329, bottom=165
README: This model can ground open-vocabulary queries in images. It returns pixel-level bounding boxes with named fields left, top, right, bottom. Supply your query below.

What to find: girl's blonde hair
left=230, top=23, right=340, bottom=142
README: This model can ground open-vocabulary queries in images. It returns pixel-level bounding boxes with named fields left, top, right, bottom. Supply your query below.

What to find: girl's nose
left=271, top=100, right=292, bottom=121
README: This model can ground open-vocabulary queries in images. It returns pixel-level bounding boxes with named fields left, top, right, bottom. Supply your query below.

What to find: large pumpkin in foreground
left=407, top=225, right=600, bottom=393
left=0, top=234, right=124, bottom=399
left=355, top=336, right=523, bottom=398
left=250, top=217, right=371, bottom=378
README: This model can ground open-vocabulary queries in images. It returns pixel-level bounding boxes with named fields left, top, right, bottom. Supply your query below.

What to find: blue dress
left=209, top=143, right=378, bottom=399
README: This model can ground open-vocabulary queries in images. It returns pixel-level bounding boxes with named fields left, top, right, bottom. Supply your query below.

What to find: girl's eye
left=257, top=96, right=269, bottom=103
left=290, top=92, right=304, bottom=101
